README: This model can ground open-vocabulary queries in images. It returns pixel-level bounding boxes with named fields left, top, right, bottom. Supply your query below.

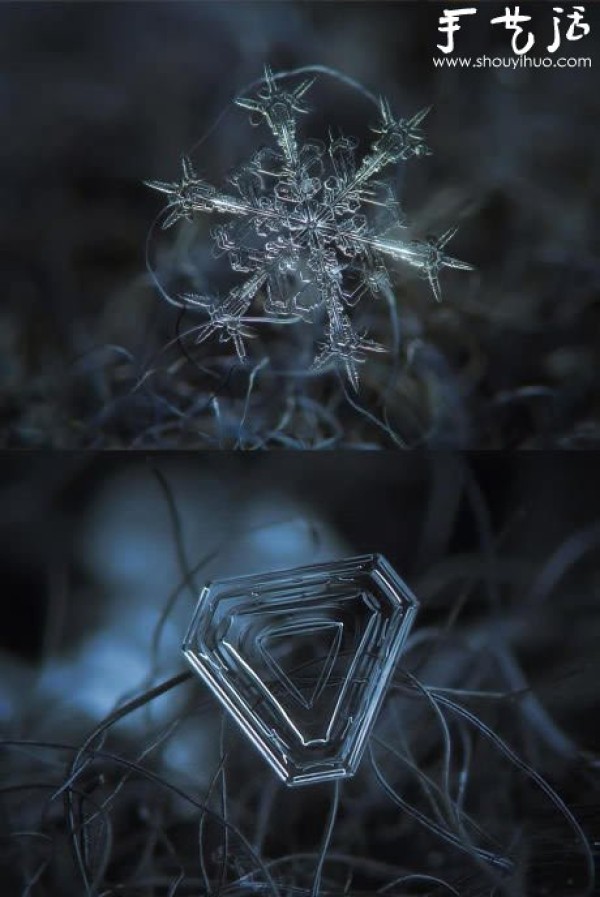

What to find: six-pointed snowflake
left=147, top=67, right=472, bottom=389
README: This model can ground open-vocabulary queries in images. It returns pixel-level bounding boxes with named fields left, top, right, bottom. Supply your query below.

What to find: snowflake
left=147, top=67, right=472, bottom=390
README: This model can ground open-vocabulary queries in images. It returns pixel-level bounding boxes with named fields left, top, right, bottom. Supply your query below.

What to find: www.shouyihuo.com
left=433, top=55, right=591, bottom=69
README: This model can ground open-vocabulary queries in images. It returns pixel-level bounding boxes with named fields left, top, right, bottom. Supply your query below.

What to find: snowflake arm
left=182, top=269, right=267, bottom=362
left=352, top=100, right=432, bottom=188
left=235, top=65, right=315, bottom=166
left=146, top=156, right=272, bottom=230
left=346, top=225, right=474, bottom=303
left=312, top=317, right=386, bottom=392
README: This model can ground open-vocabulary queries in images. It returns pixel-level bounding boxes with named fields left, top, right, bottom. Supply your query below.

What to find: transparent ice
left=182, top=554, right=419, bottom=785
left=147, top=67, right=473, bottom=389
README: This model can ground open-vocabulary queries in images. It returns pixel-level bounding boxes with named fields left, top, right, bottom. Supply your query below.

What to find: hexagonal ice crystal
left=182, top=554, right=418, bottom=786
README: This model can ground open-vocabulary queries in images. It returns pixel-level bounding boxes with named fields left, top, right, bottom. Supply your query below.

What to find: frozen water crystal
left=147, top=67, right=472, bottom=389
left=182, top=554, right=419, bottom=785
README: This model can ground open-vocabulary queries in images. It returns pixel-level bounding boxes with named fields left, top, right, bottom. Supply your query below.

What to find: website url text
left=433, top=55, right=591, bottom=69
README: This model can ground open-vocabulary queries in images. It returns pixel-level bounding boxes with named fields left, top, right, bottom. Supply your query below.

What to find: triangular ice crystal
left=183, top=555, right=419, bottom=785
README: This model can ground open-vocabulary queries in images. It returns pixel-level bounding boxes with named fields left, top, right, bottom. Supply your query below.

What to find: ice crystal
left=182, top=554, right=419, bottom=785
left=147, top=67, right=473, bottom=389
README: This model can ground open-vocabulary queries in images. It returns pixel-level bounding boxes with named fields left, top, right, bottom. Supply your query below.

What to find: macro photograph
left=0, top=2, right=599, bottom=897
left=0, top=1, right=599, bottom=447
left=1, top=452, right=600, bottom=896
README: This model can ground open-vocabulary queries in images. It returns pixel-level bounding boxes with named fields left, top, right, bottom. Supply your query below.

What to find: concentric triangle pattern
left=257, top=620, right=343, bottom=711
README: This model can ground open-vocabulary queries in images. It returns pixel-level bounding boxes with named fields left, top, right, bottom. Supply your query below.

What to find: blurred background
left=1, top=1, right=599, bottom=447
left=1, top=452, right=599, bottom=894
